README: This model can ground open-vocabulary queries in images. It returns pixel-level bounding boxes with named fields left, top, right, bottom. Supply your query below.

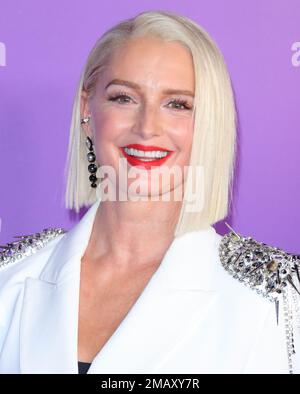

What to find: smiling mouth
left=119, top=145, right=174, bottom=168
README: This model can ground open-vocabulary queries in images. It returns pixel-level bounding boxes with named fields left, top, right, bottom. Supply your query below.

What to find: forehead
left=102, top=36, right=195, bottom=91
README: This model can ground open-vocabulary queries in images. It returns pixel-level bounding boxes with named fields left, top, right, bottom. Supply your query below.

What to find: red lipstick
left=123, top=144, right=173, bottom=152
left=120, top=144, right=174, bottom=170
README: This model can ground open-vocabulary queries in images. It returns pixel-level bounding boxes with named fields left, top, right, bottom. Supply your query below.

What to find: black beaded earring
left=81, top=115, right=98, bottom=188
left=86, top=136, right=98, bottom=188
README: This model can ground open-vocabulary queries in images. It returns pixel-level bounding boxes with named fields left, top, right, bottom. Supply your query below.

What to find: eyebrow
left=105, top=78, right=194, bottom=97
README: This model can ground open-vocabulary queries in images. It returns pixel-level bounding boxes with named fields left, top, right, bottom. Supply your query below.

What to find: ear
left=80, top=90, right=93, bottom=139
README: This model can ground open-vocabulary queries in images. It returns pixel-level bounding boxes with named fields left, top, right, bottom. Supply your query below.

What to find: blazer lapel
left=88, top=289, right=218, bottom=374
left=19, top=197, right=219, bottom=373
left=19, top=199, right=102, bottom=373
left=20, top=267, right=80, bottom=373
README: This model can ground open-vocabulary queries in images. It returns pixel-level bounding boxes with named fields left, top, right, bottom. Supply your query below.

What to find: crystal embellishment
left=219, top=223, right=300, bottom=374
left=0, top=228, right=66, bottom=270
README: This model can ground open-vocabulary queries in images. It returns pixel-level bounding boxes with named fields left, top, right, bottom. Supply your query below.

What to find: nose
left=132, top=102, right=163, bottom=140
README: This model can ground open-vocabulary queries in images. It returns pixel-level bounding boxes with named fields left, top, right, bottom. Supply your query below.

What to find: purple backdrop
left=0, top=0, right=299, bottom=253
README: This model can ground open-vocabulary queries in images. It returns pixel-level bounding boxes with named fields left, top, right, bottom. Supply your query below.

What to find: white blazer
left=0, top=198, right=299, bottom=374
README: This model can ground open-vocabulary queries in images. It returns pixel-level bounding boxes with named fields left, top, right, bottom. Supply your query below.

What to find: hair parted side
left=63, top=9, right=237, bottom=237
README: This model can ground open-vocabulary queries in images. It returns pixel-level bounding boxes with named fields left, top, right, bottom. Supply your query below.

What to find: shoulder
left=215, top=224, right=300, bottom=373
left=217, top=225, right=300, bottom=303
left=0, top=228, right=67, bottom=290
left=211, top=229, right=275, bottom=323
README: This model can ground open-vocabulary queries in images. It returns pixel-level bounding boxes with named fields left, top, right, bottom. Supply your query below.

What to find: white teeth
left=124, top=147, right=169, bottom=159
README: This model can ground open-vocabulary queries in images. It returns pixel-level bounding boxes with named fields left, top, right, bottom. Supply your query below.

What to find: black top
left=78, top=361, right=92, bottom=374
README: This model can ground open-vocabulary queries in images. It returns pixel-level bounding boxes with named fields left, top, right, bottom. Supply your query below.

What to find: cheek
left=92, top=109, right=127, bottom=148
left=93, top=112, right=122, bottom=141
left=91, top=114, right=124, bottom=166
left=170, top=117, right=194, bottom=154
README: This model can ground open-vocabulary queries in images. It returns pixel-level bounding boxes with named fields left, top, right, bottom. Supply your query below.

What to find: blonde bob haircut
left=64, top=9, right=237, bottom=238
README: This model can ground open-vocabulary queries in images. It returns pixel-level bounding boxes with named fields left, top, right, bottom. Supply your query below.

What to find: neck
left=84, top=198, right=182, bottom=268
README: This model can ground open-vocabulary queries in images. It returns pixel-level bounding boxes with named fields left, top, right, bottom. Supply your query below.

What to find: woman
left=0, top=10, right=299, bottom=374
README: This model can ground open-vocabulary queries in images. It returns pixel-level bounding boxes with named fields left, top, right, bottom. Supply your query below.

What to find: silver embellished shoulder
left=219, top=223, right=300, bottom=374
left=0, top=228, right=66, bottom=270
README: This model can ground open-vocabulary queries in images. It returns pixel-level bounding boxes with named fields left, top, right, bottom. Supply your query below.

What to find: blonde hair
left=64, top=9, right=237, bottom=237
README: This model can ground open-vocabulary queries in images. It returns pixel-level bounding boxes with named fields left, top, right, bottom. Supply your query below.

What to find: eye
left=107, top=92, right=192, bottom=110
left=108, top=91, right=133, bottom=104
left=168, top=99, right=192, bottom=110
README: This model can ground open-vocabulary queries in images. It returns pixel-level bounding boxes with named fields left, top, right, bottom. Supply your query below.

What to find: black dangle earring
left=86, top=136, right=98, bottom=188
